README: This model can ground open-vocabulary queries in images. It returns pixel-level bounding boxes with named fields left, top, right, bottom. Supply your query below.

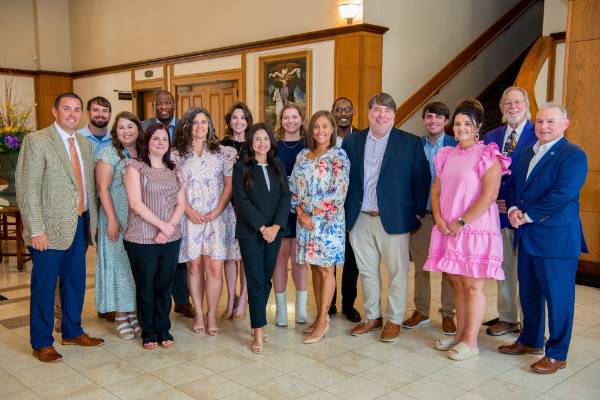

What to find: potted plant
left=0, top=76, right=34, bottom=195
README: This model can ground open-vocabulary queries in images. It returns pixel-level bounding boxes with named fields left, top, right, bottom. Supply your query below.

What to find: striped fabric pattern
left=123, top=159, right=182, bottom=244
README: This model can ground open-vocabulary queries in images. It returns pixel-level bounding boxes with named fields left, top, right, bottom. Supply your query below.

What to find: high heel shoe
left=207, top=312, right=220, bottom=336
left=303, top=322, right=330, bottom=344
left=192, top=311, right=206, bottom=334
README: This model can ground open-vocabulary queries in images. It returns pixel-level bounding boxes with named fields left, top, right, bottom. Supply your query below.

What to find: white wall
left=245, top=41, right=335, bottom=122
left=36, top=0, right=72, bottom=71
left=0, top=74, right=37, bottom=131
left=0, top=0, right=37, bottom=70
left=364, top=0, right=521, bottom=112
left=173, top=56, right=242, bottom=76
left=398, top=2, right=544, bottom=134
left=73, top=71, right=132, bottom=129
left=543, top=0, right=568, bottom=35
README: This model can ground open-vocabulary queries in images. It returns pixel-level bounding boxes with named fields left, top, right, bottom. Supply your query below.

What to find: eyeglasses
left=334, top=106, right=353, bottom=114
left=502, top=101, right=523, bottom=107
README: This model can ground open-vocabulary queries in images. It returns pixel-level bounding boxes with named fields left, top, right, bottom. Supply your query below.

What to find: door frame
left=171, top=69, right=243, bottom=98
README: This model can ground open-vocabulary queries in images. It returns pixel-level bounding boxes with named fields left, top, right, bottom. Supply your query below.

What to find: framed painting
left=258, top=50, right=312, bottom=129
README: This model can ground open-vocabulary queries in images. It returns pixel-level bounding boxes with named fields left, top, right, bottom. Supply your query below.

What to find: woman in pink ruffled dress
left=424, top=99, right=511, bottom=361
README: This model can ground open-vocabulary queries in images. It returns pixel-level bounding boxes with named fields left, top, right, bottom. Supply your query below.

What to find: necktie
left=68, top=137, right=85, bottom=215
left=503, top=129, right=517, bottom=156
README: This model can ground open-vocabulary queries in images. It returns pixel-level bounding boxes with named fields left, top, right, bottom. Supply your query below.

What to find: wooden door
left=176, top=80, right=238, bottom=139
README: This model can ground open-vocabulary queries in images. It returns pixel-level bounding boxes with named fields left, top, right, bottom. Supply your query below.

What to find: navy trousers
left=517, top=248, right=578, bottom=361
left=239, top=237, right=281, bottom=329
left=29, top=214, right=87, bottom=350
left=172, top=262, right=190, bottom=305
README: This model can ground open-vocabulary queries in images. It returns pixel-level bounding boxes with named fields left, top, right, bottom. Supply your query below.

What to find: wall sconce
left=338, top=2, right=360, bottom=25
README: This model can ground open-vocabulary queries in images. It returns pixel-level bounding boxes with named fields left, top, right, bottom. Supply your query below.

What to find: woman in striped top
left=123, top=123, right=186, bottom=350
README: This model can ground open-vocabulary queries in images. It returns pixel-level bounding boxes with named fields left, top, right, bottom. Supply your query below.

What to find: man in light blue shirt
left=78, top=96, right=112, bottom=159
left=403, top=102, right=457, bottom=335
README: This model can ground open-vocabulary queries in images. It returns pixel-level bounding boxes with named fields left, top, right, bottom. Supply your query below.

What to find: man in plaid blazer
left=16, top=92, right=104, bottom=363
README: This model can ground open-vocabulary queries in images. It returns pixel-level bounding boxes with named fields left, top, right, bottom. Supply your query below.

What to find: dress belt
left=361, top=211, right=380, bottom=217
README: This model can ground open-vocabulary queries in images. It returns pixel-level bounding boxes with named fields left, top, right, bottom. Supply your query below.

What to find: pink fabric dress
left=424, top=142, right=511, bottom=279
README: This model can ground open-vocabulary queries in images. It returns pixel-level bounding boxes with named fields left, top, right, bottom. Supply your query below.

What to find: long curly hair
left=242, top=123, right=284, bottom=191
left=172, top=107, right=220, bottom=157
left=109, top=111, right=143, bottom=159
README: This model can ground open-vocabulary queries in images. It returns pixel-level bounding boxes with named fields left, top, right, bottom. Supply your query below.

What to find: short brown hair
left=422, top=101, right=450, bottom=119
left=368, top=92, right=396, bottom=111
left=305, top=110, right=337, bottom=150
left=87, top=96, right=112, bottom=112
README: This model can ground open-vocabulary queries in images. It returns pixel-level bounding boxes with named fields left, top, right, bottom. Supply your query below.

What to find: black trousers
left=332, top=232, right=359, bottom=311
left=172, top=262, right=190, bottom=305
left=124, top=239, right=180, bottom=343
left=239, top=237, right=282, bottom=329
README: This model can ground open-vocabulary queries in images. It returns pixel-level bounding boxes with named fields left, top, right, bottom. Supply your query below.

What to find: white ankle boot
left=295, top=290, right=308, bottom=324
left=275, top=292, right=288, bottom=326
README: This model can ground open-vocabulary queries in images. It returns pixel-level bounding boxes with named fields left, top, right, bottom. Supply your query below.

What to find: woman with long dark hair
left=232, top=122, right=290, bottom=353
left=172, top=107, right=240, bottom=336
left=220, top=102, right=253, bottom=323
left=123, top=123, right=186, bottom=350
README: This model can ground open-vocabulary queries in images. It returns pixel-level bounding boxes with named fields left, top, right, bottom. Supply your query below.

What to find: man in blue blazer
left=403, top=102, right=457, bottom=335
left=499, top=103, right=588, bottom=374
left=342, top=93, right=430, bottom=342
left=483, top=87, right=537, bottom=336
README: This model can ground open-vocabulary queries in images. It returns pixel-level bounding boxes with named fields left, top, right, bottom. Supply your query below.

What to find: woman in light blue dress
left=290, top=110, right=350, bottom=344
left=95, top=111, right=143, bottom=339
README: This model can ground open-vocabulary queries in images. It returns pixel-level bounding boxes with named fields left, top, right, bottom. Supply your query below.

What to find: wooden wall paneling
left=34, top=74, right=73, bottom=128
left=570, top=0, right=600, bottom=42
left=565, top=0, right=600, bottom=285
left=360, top=33, right=383, bottom=129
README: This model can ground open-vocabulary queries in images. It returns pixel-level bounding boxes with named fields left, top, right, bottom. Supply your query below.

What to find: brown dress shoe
left=402, top=310, right=430, bottom=329
left=530, top=356, right=566, bottom=374
left=486, top=320, right=520, bottom=336
left=32, top=346, right=63, bottom=362
left=62, top=333, right=105, bottom=347
left=442, top=316, right=456, bottom=335
left=381, top=321, right=401, bottom=342
left=498, top=341, right=544, bottom=355
left=350, top=318, right=383, bottom=336
left=174, top=303, right=195, bottom=318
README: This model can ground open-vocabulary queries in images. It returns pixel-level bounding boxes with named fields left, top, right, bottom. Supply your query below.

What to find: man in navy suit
left=403, top=102, right=457, bottom=335
left=483, top=87, right=537, bottom=336
left=343, top=93, right=430, bottom=342
left=499, top=103, right=588, bottom=374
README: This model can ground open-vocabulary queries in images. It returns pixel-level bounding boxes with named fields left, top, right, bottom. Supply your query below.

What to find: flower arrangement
left=0, top=76, right=34, bottom=154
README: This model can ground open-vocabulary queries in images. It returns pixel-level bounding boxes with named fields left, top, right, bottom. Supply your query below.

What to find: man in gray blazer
left=17, top=93, right=104, bottom=362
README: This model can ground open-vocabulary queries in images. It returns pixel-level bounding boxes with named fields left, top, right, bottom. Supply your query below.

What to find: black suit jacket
left=232, top=159, right=291, bottom=240
left=342, top=127, right=431, bottom=234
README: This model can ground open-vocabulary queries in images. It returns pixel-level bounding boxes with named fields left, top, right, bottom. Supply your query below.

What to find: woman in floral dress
left=290, top=110, right=350, bottom=344
left=95, top=111, right=143, bottom=340
left=172, top=107, right=240, bottom=336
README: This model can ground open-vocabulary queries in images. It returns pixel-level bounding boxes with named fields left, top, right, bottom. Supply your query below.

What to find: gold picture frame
left=258, top=50, right=312, bottom=129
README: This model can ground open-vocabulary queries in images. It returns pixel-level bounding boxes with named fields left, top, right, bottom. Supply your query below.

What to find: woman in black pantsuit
left=232, top=123, right=290, bottom=354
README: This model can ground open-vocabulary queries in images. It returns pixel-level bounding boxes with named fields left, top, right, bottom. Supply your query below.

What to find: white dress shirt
left=508, top=135, right=564, bottom=223
left=54, top=122, right=88, bottom=211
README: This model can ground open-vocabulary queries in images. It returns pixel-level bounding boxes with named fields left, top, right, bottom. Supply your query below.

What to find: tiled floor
left=1, top=247, right=599, bottom=400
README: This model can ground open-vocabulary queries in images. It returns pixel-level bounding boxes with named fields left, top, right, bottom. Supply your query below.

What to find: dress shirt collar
left=367, top=128, right=391, bottom=141
left=424, top=133, right=445, bottom=147
left=156, top=117, right=176, bottom=128
left=505, top=118, right=527, bottom=139
left=54, top=122, right=77, bottom=141
left=533, top=135, right=564, bottom=155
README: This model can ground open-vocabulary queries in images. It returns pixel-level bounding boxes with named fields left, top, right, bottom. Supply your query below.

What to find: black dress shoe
left=328, top=304, right=337, bottom=316
left=342, top=307, right=361, bottom=323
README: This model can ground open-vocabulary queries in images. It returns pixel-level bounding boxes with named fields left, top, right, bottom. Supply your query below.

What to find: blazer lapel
left=357, top=132, right=367, bottom=184
left=514, top=121, right=535, bottom=154
left=525, top=138, right=566, bottom=187
left=379, top=130, right=397, bottom=175
left=49, top=125, right=78, bottom=187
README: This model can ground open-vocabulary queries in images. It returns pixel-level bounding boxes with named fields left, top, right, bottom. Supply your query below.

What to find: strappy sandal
left=207, top=313, right=220, bottom=336
left=160, top=340, right=174, bottom=348
left=192, top=311, right=206, bottom=334
left=126, top=312, right=141, bottom=335
left=251, top=329, right=269, bottom=342
left=115, top=317, right=135, bottom=340
left=251, top=333, right=265, bottom=354
left=435, top=337, right=458, bottom=351
left=448, top=342, right=479, bottom=361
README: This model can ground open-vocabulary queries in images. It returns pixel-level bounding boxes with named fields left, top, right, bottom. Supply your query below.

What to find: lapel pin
left=551, top=152, right=555, bottom=156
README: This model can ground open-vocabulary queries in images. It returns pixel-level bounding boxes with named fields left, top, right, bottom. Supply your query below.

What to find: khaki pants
left=409, top=214, right=455, bottom=318
left=349, top=213, right=410, bottom=325
left=497, top=228, right=520, bottom=323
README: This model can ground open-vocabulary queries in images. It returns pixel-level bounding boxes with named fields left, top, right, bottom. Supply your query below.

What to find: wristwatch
left=458, top=217, right=467, bottom=227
